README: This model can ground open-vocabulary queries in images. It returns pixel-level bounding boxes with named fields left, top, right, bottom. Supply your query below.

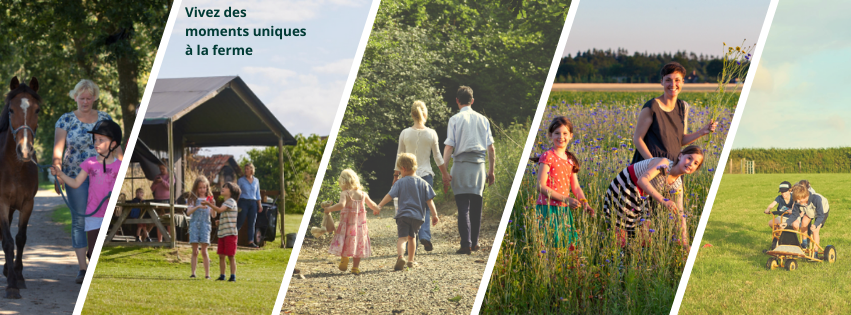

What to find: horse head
left=5, top=77, right=41, bottom=162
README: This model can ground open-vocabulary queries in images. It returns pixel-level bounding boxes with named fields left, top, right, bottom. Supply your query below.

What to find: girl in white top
left=392, top=100, right=450, bottom=251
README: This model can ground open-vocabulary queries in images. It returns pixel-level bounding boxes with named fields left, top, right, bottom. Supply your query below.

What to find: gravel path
left=1, top=190, right=78, bottom=314
left=282, top=206, right=498, bottom=314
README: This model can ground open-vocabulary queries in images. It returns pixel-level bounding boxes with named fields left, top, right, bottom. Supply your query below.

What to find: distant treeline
left=727, top=148, right=851, bottom=174
left=555, top=49, right=748, bottom=83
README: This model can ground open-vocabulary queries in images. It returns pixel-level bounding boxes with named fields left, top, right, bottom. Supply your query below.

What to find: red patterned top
left=536, top=149, right=576, bottom=207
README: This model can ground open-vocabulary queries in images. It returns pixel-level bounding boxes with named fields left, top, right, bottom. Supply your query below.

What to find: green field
left=84, top=214, right=305, bottom=314
left=680, top=174, right=851, bottom=314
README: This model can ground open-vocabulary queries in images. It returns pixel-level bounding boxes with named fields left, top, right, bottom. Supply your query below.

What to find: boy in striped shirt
left=204, top=182, right=241, bottom=282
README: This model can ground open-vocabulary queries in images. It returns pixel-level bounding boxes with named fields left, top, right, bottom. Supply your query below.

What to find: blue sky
left=733, top=0, right=851, bottom=148
left=156, top=0, right=371, bottom=158
left=564, top=0, right=770, bottom=57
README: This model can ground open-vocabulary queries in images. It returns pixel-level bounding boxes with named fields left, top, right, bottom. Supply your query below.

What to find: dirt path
left=0, top=190, right=79, bottom=314
left=282, top=208, right=499, bottom=314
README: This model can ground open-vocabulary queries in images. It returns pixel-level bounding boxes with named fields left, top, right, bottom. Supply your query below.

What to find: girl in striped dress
left=533, top=117, right=594, bottom=247
left=603, top=145, right=704, bottom=252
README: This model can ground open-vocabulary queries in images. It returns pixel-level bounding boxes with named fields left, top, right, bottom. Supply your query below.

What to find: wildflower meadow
left=481, top=91, right=738, bottom=314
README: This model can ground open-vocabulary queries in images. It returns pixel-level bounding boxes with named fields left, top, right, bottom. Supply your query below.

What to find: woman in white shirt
left=392, top=100, right=450, bottom=251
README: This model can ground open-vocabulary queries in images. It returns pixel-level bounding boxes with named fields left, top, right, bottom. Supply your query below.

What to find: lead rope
left=33, top=162, right=108, bottom=217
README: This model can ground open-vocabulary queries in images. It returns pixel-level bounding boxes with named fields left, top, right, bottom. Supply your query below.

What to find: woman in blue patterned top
left=51, top=79, right=123, bottom=284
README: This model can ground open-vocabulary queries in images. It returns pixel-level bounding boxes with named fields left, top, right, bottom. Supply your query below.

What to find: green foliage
left=0, top=0, right=168, bottom=167
left=728, top=148, right=851, bottom=174
left=243, top=134, right=326, bottom=214
left=680, top=174, right=851, bottom=314
left=327, top=0, right=570, bottom=203
left=556, top=49, right=750, bottom=83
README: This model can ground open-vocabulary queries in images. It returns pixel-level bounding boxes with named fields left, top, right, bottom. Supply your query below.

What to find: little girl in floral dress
left=323, top=169, right=381, bottom=275
left=532, top=116, right=594, bottom=248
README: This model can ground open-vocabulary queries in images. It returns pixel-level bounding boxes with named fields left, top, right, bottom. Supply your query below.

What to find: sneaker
left=351, top=267, right=360, bottom=275
left=228, top=275, right=236, bottom=282
left=216, top=275, right=226, bottom=281
left=471, top=245, right=481, bottom=251
left=455, top=247, right=471, bottom=255
left=421, top=239, right=433, bottom=252
left=406, top=261, right=418, bottom=268
left=145, top=237, right=153, bottom=242
left=394, top=257, right=406, bottom=271
left=75, top=270, right=86, bottom=284
left=205, top=276, right=211, bottom=279
left=190, top=274, right=196, bottom=279
left=339, top=257, right=349, bottom=271
left=248, top=243, right=259, bottom=248
left=134, top=236, right=142, bottom=242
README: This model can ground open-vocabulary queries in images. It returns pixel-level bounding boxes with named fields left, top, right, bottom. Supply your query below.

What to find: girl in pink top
left=52, top=120, right=122, bottom=258
left=532, top=116, right=593, bottom=247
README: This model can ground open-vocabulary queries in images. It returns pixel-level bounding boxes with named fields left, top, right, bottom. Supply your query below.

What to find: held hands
left=442, top=174, right=452, bottom=193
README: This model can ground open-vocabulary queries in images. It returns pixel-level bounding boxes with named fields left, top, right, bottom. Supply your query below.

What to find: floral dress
left=328, top=190, right=372, bottom=258
left=535, top=149, right=579, bottom=247
left=56, top=111, right=113, bottom=177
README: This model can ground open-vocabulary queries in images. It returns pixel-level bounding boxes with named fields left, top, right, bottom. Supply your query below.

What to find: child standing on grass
left=377, top=153, right=440, bottom=271
left=204, top=182, right=241, bottom=281
left=51, top=120, right=123, bottom=260
left=323, top=169, right=381, bottom=275
left=186, top=176, right=215, bottom=279
left=532, top=117, right=594, bottom=248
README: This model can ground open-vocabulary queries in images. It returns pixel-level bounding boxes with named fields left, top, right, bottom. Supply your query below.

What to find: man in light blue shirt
left=442, top=86, right=496, bottom=254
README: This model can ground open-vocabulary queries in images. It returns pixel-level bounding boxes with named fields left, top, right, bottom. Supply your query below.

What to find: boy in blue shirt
left=378, top=153, right=440, bottom=271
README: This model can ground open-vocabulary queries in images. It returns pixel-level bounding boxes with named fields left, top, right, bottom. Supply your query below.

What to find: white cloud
left=241, top=66, right=297, bottom=85
left=312, top=58, right=353, bottom=75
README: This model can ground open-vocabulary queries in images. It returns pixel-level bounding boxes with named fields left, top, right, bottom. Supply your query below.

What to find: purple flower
left=541, top=250, right=547, bottom=254
left=649, top=229, right=655, bottom=233
left=663, top=198, right=670, bottom=202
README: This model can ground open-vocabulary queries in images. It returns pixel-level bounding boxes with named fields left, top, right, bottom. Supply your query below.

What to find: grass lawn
left=83, top=213, right=306, bottom=314
left=51, top=206, right=72, bottom=234
left=680, top=174, right=851, bottom=314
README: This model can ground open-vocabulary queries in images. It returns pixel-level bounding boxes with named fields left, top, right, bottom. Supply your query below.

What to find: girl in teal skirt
left=532, top=116, right=594, bottom=247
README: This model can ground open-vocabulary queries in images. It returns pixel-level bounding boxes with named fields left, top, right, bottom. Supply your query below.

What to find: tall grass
left=482, top=92, right=735, bottom=314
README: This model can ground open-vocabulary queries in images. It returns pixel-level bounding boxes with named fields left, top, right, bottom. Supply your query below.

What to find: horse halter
left=9, top=114, right=36, bottom=142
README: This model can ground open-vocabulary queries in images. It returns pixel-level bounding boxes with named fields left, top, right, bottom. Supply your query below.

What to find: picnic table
left=106, top=202, right=188, bottom=247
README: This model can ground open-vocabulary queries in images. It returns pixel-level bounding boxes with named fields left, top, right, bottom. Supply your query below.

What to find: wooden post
left=168, top=118, right=176, bottom=248
left=278, top=137, right=286, bottom=248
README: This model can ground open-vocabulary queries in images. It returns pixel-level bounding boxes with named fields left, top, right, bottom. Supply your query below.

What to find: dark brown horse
left=0, top=77, right=40, bottom=299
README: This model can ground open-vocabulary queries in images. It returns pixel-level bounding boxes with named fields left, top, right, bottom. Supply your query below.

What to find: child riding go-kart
left=764, top=184, right=837, bottom=271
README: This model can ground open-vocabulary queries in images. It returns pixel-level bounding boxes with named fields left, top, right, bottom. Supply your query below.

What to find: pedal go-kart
left=765, top=210, right=836, bottom=271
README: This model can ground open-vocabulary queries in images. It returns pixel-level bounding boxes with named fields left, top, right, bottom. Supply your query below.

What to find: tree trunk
left=117, top=54, right=139, bottom=145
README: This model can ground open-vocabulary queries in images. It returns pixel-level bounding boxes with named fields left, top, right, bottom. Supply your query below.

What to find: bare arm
left=427, top=199, right=439, bottom=225
left=53, top=128, right=67, bottom=187
left=571, top=173, right=594, bottom=214
left=393, top=132, right=405, bottom=185
left=364, top=195, right=381, bottom=212
left=682, top=103, right=717, bottom=145
left=487, top=144, right=495, bottom=186
left=764, top=201, right=778, bottom=214
left=377, top=194, right=393, bottom=209
left=186, top=201, right=200, bottom=215
left=323, top=191, right=347, bottom=213
left=633, top=107, right=654, bottom=160
left=51, top=167, right=87, bottom=189
left=635, top=158, right=677, bottom=211
left=536, top=163, right=567, bottom=201
left=202, top=200, right=230, bottom=214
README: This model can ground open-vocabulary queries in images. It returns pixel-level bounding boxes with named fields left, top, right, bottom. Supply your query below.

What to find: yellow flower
left=736, top=46, right=741, bottom=52
left=723, top=42, right=726, bottom=46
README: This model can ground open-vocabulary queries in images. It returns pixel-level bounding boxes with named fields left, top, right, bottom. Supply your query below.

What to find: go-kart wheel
left=824, top=245, right=837, bottom=263
left=785, top=259, right=797, bottom=271
left=766, top=257, right=779, bottom=270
